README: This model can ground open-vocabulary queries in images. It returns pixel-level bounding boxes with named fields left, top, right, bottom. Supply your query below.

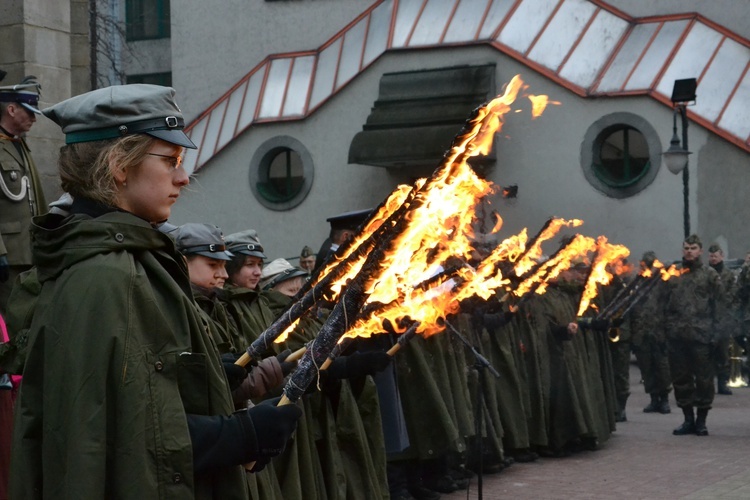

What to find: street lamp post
left=662, top=78, right=697, bottom=239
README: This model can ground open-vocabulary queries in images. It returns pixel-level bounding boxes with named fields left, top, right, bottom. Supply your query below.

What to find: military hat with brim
left=0, top=77, right=42, bottom=114
left=260, top=258, right=308, bottom=290
left=326, top=208, right=373, bottom=231
left=42, top=84, right=196, bottom=149
left=225, top=229, right=266, bottom=259
left=175, top=223, right=233, bottom=260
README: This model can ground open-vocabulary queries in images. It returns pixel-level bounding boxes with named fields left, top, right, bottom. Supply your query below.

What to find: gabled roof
left=184, top=0, right=750, bottom=174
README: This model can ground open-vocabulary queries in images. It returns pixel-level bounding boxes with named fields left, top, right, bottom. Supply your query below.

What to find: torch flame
left=576, top=236, right=631, bottom=316
left=293, top=74, right=632, bottom=346
left=528, top=94, right=561, bottom=119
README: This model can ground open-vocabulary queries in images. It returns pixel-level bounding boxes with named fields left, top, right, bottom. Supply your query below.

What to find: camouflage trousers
left=633, top=335, right=671, bottom=396
left=667, top=338, right=715, bottom=409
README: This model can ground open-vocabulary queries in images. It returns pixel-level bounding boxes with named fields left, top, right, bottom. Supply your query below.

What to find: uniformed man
left=313, top=208, right=372, bottom=272
left=298, top=245, right=316, bottom=274
left=0, top=76, right=47, bottom=313
left=660, top=235, right=724, bottom=436
left=707, top=243, right=737, bottom=395
left=631, top=251, right=672, bottom=415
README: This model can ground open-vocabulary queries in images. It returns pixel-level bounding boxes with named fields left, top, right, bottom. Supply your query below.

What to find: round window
left=250, top=136, right=314, bottom=210
left=581, top=113, right=662, bottom=199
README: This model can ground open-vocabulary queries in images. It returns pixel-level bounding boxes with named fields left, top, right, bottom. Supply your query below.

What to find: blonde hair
left=58, top=135, right=155, bottom=206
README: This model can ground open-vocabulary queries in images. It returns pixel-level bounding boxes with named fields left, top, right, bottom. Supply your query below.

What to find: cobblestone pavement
left=444, top=361, right=750, bottom=499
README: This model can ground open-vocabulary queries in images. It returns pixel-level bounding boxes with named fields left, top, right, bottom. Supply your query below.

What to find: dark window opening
left=126, top=72, right=172, bottom=86
left=257, top=148, right=305, bottom=203
left=593, top=126, right=650, bottom=188
left=126, top=0, right=171, bottom=41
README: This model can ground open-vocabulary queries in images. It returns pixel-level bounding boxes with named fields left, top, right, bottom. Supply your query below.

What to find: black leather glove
left=246, top=397, right=302, bottom=471
left=221, top=353, right=247, bottom=391
left=0, top=255, right=9, bottom=283
left=276, top=349, right=297, bottom=376
left=326, top=350, right=392, bottom=380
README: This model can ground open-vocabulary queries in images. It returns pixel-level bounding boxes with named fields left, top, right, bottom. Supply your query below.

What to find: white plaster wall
left=171, top=0, right=374, bottom=121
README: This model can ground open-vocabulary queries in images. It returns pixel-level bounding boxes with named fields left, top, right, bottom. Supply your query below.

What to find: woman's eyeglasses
left=147, top=152, right=183, bottom=169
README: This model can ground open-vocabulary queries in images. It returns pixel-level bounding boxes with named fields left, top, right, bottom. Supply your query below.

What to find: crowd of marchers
left=1, top=78, right=749, bottom=500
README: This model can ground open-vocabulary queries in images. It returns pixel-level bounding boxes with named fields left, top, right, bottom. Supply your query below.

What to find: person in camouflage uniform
left=630, top=251, right=671, bottom=415
left=659, top=234, right=724, bottom=436
left=736, top=252, right=750, bottom=376
left=707, top=243, right=738, bottom=395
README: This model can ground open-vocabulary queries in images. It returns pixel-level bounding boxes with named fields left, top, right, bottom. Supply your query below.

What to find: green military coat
left=9, top=211, right=248, bottom=499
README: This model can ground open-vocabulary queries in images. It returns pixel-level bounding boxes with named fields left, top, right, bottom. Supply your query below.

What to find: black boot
left=694, top=408, right=709, bottom=436
left=718, top=376, right=733, bottom=395
left=656, top=393, right=671, bottom=414
left=643, top=394, right=660, bottom=413
left=673, top=406, right=695, bottom=435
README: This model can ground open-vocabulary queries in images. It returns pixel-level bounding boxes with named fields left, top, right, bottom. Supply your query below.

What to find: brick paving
left=444, top=361, right=750, bottom=499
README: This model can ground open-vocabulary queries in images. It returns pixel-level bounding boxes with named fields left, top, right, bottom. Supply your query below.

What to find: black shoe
left=391, top=489, right=416, bottom=500
left=656, top=396, right=671, bottom=414
left=695, top=409, right=709, bottom=436
left=673, top=421, right=696, bottom=435
left=643, top=394, right=660, bottom=413
left=718, top=384, right=733, bottom=395
left=422, top=476, right=458, bottom=494
left=694, top=421, right=709, bottom=436
left=408, top=485, right=441, bottom=500
left=673, top=407, right=695, bottom=435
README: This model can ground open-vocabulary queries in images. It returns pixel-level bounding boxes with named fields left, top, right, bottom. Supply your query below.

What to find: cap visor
left=232, top=249, right=266, bottom=259
left=20, top=102, right=41, bottom=115
left=195, top=250, right=234, bottom=261
left=147, top=129, right=197, bottom=149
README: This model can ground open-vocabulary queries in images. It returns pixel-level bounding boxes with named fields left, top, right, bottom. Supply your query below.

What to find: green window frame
left=250, top=136, right=314, bottom=211
left=256, top=148, right=305, bottom=203
left=581, top=113, right=662, bottom=199
left=126, top=0, right=171, bottom=41
left=593, top=126, right=651, bottom=188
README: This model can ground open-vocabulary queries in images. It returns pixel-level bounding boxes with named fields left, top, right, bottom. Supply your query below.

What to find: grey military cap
left=225, top=229, right=266, bottom=259
left=42, top=84, right=196, bottom=148
left=260, top=258, right=308, bottom=291
left=175, top=223, right=233, bottom=260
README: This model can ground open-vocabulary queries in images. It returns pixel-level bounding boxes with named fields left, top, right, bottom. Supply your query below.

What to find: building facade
left=3, top=0, right=749, bottom=264
left=170, top=0, right=750, bottom=263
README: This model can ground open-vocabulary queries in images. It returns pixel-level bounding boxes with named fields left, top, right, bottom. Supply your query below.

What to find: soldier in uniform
left=313, top=209, right=371, bottom=272
left=707, top=243, right=738, bottom=395
left=298, top=245, right=316, bottom=274
left=660, top=235, right=724, bottom=436
left=631, top=251, right=671, bottom=415
left=7, top=85, right=301, bottom=498
left=0, top=76, right=47, bottom=313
